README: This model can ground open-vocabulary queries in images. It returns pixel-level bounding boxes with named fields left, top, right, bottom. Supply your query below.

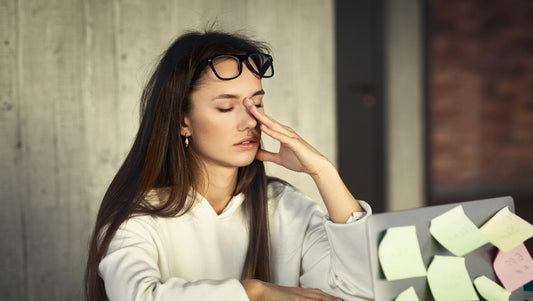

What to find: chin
left=232, top=153, right=258, bottom=167
left=237, top=158, right=257, bottom=167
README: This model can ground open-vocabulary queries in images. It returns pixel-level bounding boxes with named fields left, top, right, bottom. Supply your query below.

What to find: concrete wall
left=0, top=1, right=335, bottom=299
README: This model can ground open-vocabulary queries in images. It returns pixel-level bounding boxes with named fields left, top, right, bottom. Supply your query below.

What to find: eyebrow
left=212, top=89, right=265, bottom=101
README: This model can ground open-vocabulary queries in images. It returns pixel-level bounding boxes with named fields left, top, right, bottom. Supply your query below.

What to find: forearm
left=241, top=280, right=264, bottom=301
left=241, top=279, right=342, bottom=301
left=310, top=161, right=363, bottom=223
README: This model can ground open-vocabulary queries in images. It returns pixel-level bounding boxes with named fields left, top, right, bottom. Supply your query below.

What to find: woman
left=85, top=30, right=373, bottom=301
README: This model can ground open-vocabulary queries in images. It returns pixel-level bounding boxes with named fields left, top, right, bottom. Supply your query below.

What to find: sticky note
left=378, top=225, right=427, bottom=280
left=480, top=206, right=533, bottom=251
left=427, top=255, right=479, bottom=301
left=429, top=205, right=489, bottom=256
left=493, top=243, right=533, bottom=292
left=395, top=286, right=419, bottom=301
left=473, top=275, right=510, bottom=301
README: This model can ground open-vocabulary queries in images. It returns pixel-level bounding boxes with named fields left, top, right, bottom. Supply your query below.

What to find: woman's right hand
left=241, top=280, right=342, bottom=301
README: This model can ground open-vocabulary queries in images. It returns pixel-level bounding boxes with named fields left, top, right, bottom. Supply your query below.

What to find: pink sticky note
left=493, top=243, right=533, bottom=292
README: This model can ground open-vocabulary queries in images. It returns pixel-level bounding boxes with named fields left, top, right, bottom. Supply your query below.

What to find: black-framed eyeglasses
left=195, top=53, right=274, bottom=81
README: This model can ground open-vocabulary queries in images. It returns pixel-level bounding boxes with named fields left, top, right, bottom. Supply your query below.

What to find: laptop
left=366, top=196, right=524, bottom=300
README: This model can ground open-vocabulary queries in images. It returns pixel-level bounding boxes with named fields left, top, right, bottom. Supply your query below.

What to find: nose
left=237, top=100, right=257, bottom=131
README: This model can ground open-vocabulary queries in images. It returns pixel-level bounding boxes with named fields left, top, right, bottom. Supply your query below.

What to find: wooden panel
left=0, top=0, right=26, bottom=300
left=384, top=0, right=424, bottom=211
left=336, top=0, right=386, bottom=210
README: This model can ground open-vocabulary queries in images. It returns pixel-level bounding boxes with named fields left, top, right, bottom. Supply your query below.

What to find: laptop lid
left=366, top=196, right=523, bottom=300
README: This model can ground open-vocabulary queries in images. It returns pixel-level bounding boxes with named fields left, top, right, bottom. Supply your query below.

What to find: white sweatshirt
left=99, top=182, right=373, bottom=300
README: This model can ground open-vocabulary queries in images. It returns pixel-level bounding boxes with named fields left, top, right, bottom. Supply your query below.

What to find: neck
left=199, top=164, right=239, bottom=214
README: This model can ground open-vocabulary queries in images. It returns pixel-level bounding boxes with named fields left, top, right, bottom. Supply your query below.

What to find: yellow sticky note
left=473, top=276, right=511, bottom=301
left=429, top=205, right=489, bottom=256
left=427, top=255, right=479, bottom=301
left=378, top=225, right=426, bottom=280
left=395, top=286, right=419, bottom=301
left=480, top=206, right=533, bottom=251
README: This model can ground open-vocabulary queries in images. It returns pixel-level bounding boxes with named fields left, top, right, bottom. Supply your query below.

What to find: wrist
left=309, top=159, right=337, bottom=181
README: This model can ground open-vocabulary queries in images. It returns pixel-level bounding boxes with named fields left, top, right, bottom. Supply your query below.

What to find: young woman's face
left=183, top=61, right=265, bottom=170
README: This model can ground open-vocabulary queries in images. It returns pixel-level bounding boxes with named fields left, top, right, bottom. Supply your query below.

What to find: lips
left=234, top=136, right=257, bottom=146
left=233, top=134, right=261, bottom=150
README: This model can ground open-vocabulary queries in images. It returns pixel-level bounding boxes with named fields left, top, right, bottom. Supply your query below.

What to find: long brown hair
left=85, top=30, right=273, bottom=301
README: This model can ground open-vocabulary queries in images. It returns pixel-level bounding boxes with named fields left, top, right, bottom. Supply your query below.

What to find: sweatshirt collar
left=190, top=192, right=246, bottom=220
left=143, top=188, right=246, bottom=220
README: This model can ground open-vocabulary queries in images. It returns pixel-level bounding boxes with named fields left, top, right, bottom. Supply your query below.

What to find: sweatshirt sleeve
left=323, top=201, right=373, bottom=299
left=297, top=196, right=374, bottom=301
left=99, top=218, right=249, bottom=301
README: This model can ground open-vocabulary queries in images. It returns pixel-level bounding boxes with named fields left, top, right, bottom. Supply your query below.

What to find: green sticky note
left=430, top=205, right=489, bottom=256
left=378, top=225, right=426, bottom=280
left=473, top=276, right=511, bottom=301
left=480, top=206, right=533, bottom=251
left=427, top=255, right=479, bottom=300
left=395, top=286, right=419, bottom=301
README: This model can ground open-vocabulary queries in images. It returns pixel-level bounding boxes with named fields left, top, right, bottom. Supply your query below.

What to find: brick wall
left=429, top=0, right=533, bottom=226
left=430, top=0, right=533, bottom=193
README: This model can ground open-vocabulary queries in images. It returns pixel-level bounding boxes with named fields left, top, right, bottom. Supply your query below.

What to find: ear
left=180, top=115, right=191, bottom=136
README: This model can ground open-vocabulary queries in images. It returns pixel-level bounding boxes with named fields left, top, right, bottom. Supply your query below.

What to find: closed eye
left=217, top=107, right=234, bottom=112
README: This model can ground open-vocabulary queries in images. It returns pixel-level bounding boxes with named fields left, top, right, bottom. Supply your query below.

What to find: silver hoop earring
left=185, top=136, right=189, bottom=147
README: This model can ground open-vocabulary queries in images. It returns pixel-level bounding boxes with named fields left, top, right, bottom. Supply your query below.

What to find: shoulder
left=102, top=214, right=164, bottom=260
left=115, top=214, right=162, bottom=241
left=267, top=180, right=324, bottom=220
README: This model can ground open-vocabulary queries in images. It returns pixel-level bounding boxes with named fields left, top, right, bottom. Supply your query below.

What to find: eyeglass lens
left=211, top=55, right=242, bottom=79
left=210, top=54, right=273, bottom=80
left=248, top=53, right=273, bottom=78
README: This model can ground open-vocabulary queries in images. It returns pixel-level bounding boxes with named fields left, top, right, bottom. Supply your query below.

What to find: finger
left=312, top=292, right=342, bottom=301
left=244, top=98, right=283, bottom=131
left=319, top=292, right=342, bottom=301
left=260, top=124, right=296, bottom=147
left=302, top=288, right=341, bottom=301
left=301, top=292, right=340, bottom=301
left=255, top=149, right=280, bottom=164
left=244, top=98, right=294, bottom=136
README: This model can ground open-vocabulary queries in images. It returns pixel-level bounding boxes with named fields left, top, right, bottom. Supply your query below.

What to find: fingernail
left=246, top=98, right=254, bottom=105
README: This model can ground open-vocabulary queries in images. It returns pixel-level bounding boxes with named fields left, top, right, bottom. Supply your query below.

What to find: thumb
left=255, top=149, right=279, bottom=164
